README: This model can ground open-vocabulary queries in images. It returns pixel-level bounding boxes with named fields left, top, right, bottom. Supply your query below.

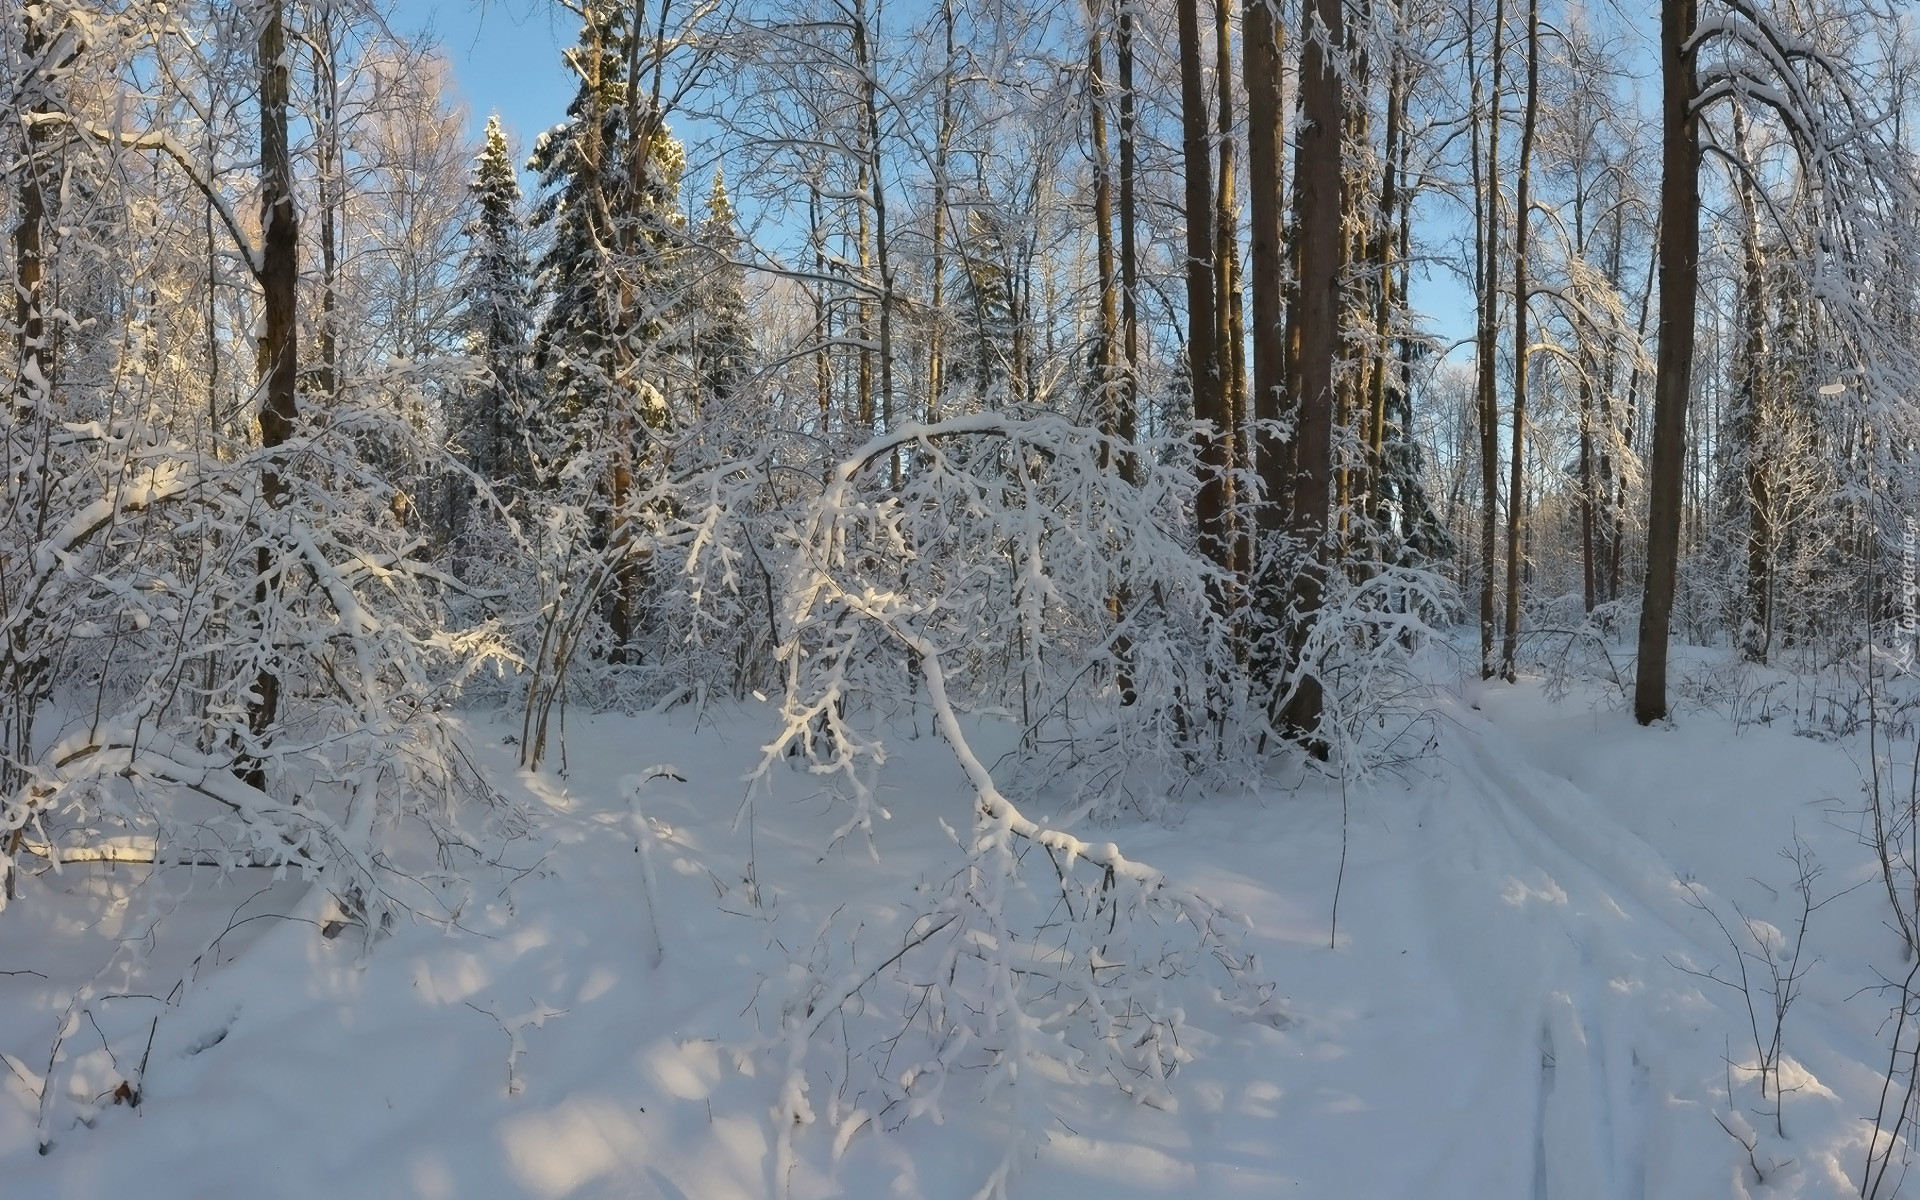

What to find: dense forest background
left=4, top=0, right=1920, bottom=911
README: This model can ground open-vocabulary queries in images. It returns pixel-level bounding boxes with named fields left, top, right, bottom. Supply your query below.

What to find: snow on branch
left=23, top=113, right=263, bottom=277
left=749, top=413, right=1280, bottom=1194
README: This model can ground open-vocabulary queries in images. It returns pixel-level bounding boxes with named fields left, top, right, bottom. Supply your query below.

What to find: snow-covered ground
left=3, top=671, right=1913, bottom=1198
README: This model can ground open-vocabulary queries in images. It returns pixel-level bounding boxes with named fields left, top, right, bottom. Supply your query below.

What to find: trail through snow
left=0, top=681, right=1906, bottom=1197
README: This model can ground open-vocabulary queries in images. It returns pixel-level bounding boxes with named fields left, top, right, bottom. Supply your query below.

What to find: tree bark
left=851, top=0, right=875, bottom=438
left=1117, top=0, right=1142, bottom=483
left=928, top=0, right=956, bottom=424
left=1278, top=0, right=1346, bottom=746
left=249, top=0, right=300, bottom=789
left=1334, top=47, right=1369, bottom=552
left=1090, top=13, right=1119, bottom=441
left=812, top=180, right=832, bottom=438
left=1088, top=1, right=1135, bottom=704
left=1215, top=0, right=1246, bottom=583
left=1471, top=0, right=1506, bottom=679
left=1729, top=135, right=1771, bottom=664
left=1499, top=0, right=1538, bottom=680
left=13, top=11, right=55, bottom=420
left=1634, top=0, right=1700, bottom=725
left=853, top=0, right=898, bottom=484
left=1367, top=26, right=1405, bottom=544
left=608, top=6, right=641, bottom=663
left=1612, top=217, right=1657, bottom=604
left=1243, top=0, right=1285, bottom=538
left=1177, top=0, right=1227, bottom=582
left=311, top=12, right=340, bottom=401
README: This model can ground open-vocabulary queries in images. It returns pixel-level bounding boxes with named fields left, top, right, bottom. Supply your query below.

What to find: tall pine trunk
left=854, top=0, right=898, bottom=483
left=1243, top=0, right=1285, bottom=545
left=1214, top=0, right=1246, bottom=585
left=1118, top=0, right=1142, bottom=481
left=1177, top=0, right=1227, bottom=584
left=1089, top=1, right=1135, bottom=703
left=1367, top=27, right=1406, bottom=545
left=1634, top=0, right=1701, bottom=725
left=928, top=0, right=955, bottom=424
left=1278, top=0, right=1346, bottom=747
left=1732, top=105, right=1772, bottom=664
left=1090, top=12, right=1119, bottom=440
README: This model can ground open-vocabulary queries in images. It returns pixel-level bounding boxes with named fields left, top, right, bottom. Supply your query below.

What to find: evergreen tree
left=951, top=195, right=1022, bottom=403
left=524, top=0, right=694, bottom=663
left=456, top=114, right=535, bottom=493
left=525, top=0, right=688, bottom=474
left=687, top=168, right=753, bottom=408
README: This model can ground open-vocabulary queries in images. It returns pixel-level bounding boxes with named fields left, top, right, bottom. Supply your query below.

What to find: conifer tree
left=524, top=0, right=692, bottom=663
left=526, top=0, right=688, bottom=475
left=457, top=115, right=535, bottom=493
left=687, top=168, right=753, bottom=408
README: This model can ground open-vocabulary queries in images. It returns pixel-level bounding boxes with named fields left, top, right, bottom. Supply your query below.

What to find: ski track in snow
left=1418, top=699, right=1725, bottom=1200
left=0, top=688, right=1900, bottom=1197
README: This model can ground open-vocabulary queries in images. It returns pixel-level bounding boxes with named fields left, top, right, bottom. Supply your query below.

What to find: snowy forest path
left=1400, top=692, right=1739, bottom=1198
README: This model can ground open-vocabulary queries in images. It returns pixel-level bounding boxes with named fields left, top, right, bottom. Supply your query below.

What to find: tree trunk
left=608, top=6, right=643, bottom=663
left=1499, top=0, right=1538, bottom=680
left=1732, top=104, right=1771, bottom=664
left=1278, top=0, right=1346, bottom=747
left=1611, top=215, right=1657, bottom=604
left=854, top=0, right=898, bottom=485
left=1471, top=0, right=1506, bottom=679
left=1577, top=171, right=1605, bottom=612
left=928, top=0, right=955, bottom=424
left=1243, top=0, right=1285, bottom=539
left=855, top=158, right=875, bottom=433
left=812, top=181, right=832, bottom=439
left=249, top=0, right=300, bottom=790
left=1117, top=0, right=1142, bottom=484
left=1578, top=361, right=1596, bottom=611
left=13, top=12, right=54, bottom=420
left=3, top=4, right=67, bottom=826
left=1088, top=1, right=1135, bottom=704
left=312, top=14, right=340, bottom=401
left=1090, top=13, right=1119, bottom=440
left=1634, top=0, right=1700, bottom=725
left=1368, top=27, right=1405, bottom=544
left=1177, top=0, right=1227, bottom=582
left=1334, top=47, right=1369, bottom=553
left=1215, top=0, right=1247, bottom=585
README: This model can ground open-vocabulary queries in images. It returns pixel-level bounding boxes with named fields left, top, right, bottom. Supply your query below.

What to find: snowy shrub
left=0, top=397, right=518, bottom=925
left=753, top=410, right=1243, bottom=821
left=1260, top=550, right=1455, bottom=769
left=725, top=414, right=1312, bottom=1190
left=756, top=618, right=1276, bottom=1196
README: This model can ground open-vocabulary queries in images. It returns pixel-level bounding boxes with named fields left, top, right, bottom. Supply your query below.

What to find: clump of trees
left=4, top=0, right=1920, bottom=914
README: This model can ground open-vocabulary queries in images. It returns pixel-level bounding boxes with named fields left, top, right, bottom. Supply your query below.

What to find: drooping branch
left=23, top=114, right=262, bottom=278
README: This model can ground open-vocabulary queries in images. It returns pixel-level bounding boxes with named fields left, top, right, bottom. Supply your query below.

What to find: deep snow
left=2, top=671, right=1913, bottom=1198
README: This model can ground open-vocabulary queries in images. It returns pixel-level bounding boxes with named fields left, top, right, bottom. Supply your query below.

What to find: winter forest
left=9, top=0, right=1920, bottom=1193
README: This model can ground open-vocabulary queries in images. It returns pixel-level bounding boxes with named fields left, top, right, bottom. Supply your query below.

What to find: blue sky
left=390, top=0, right=577, bottom=164
left=388, top=0, right=1476, bottom=348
